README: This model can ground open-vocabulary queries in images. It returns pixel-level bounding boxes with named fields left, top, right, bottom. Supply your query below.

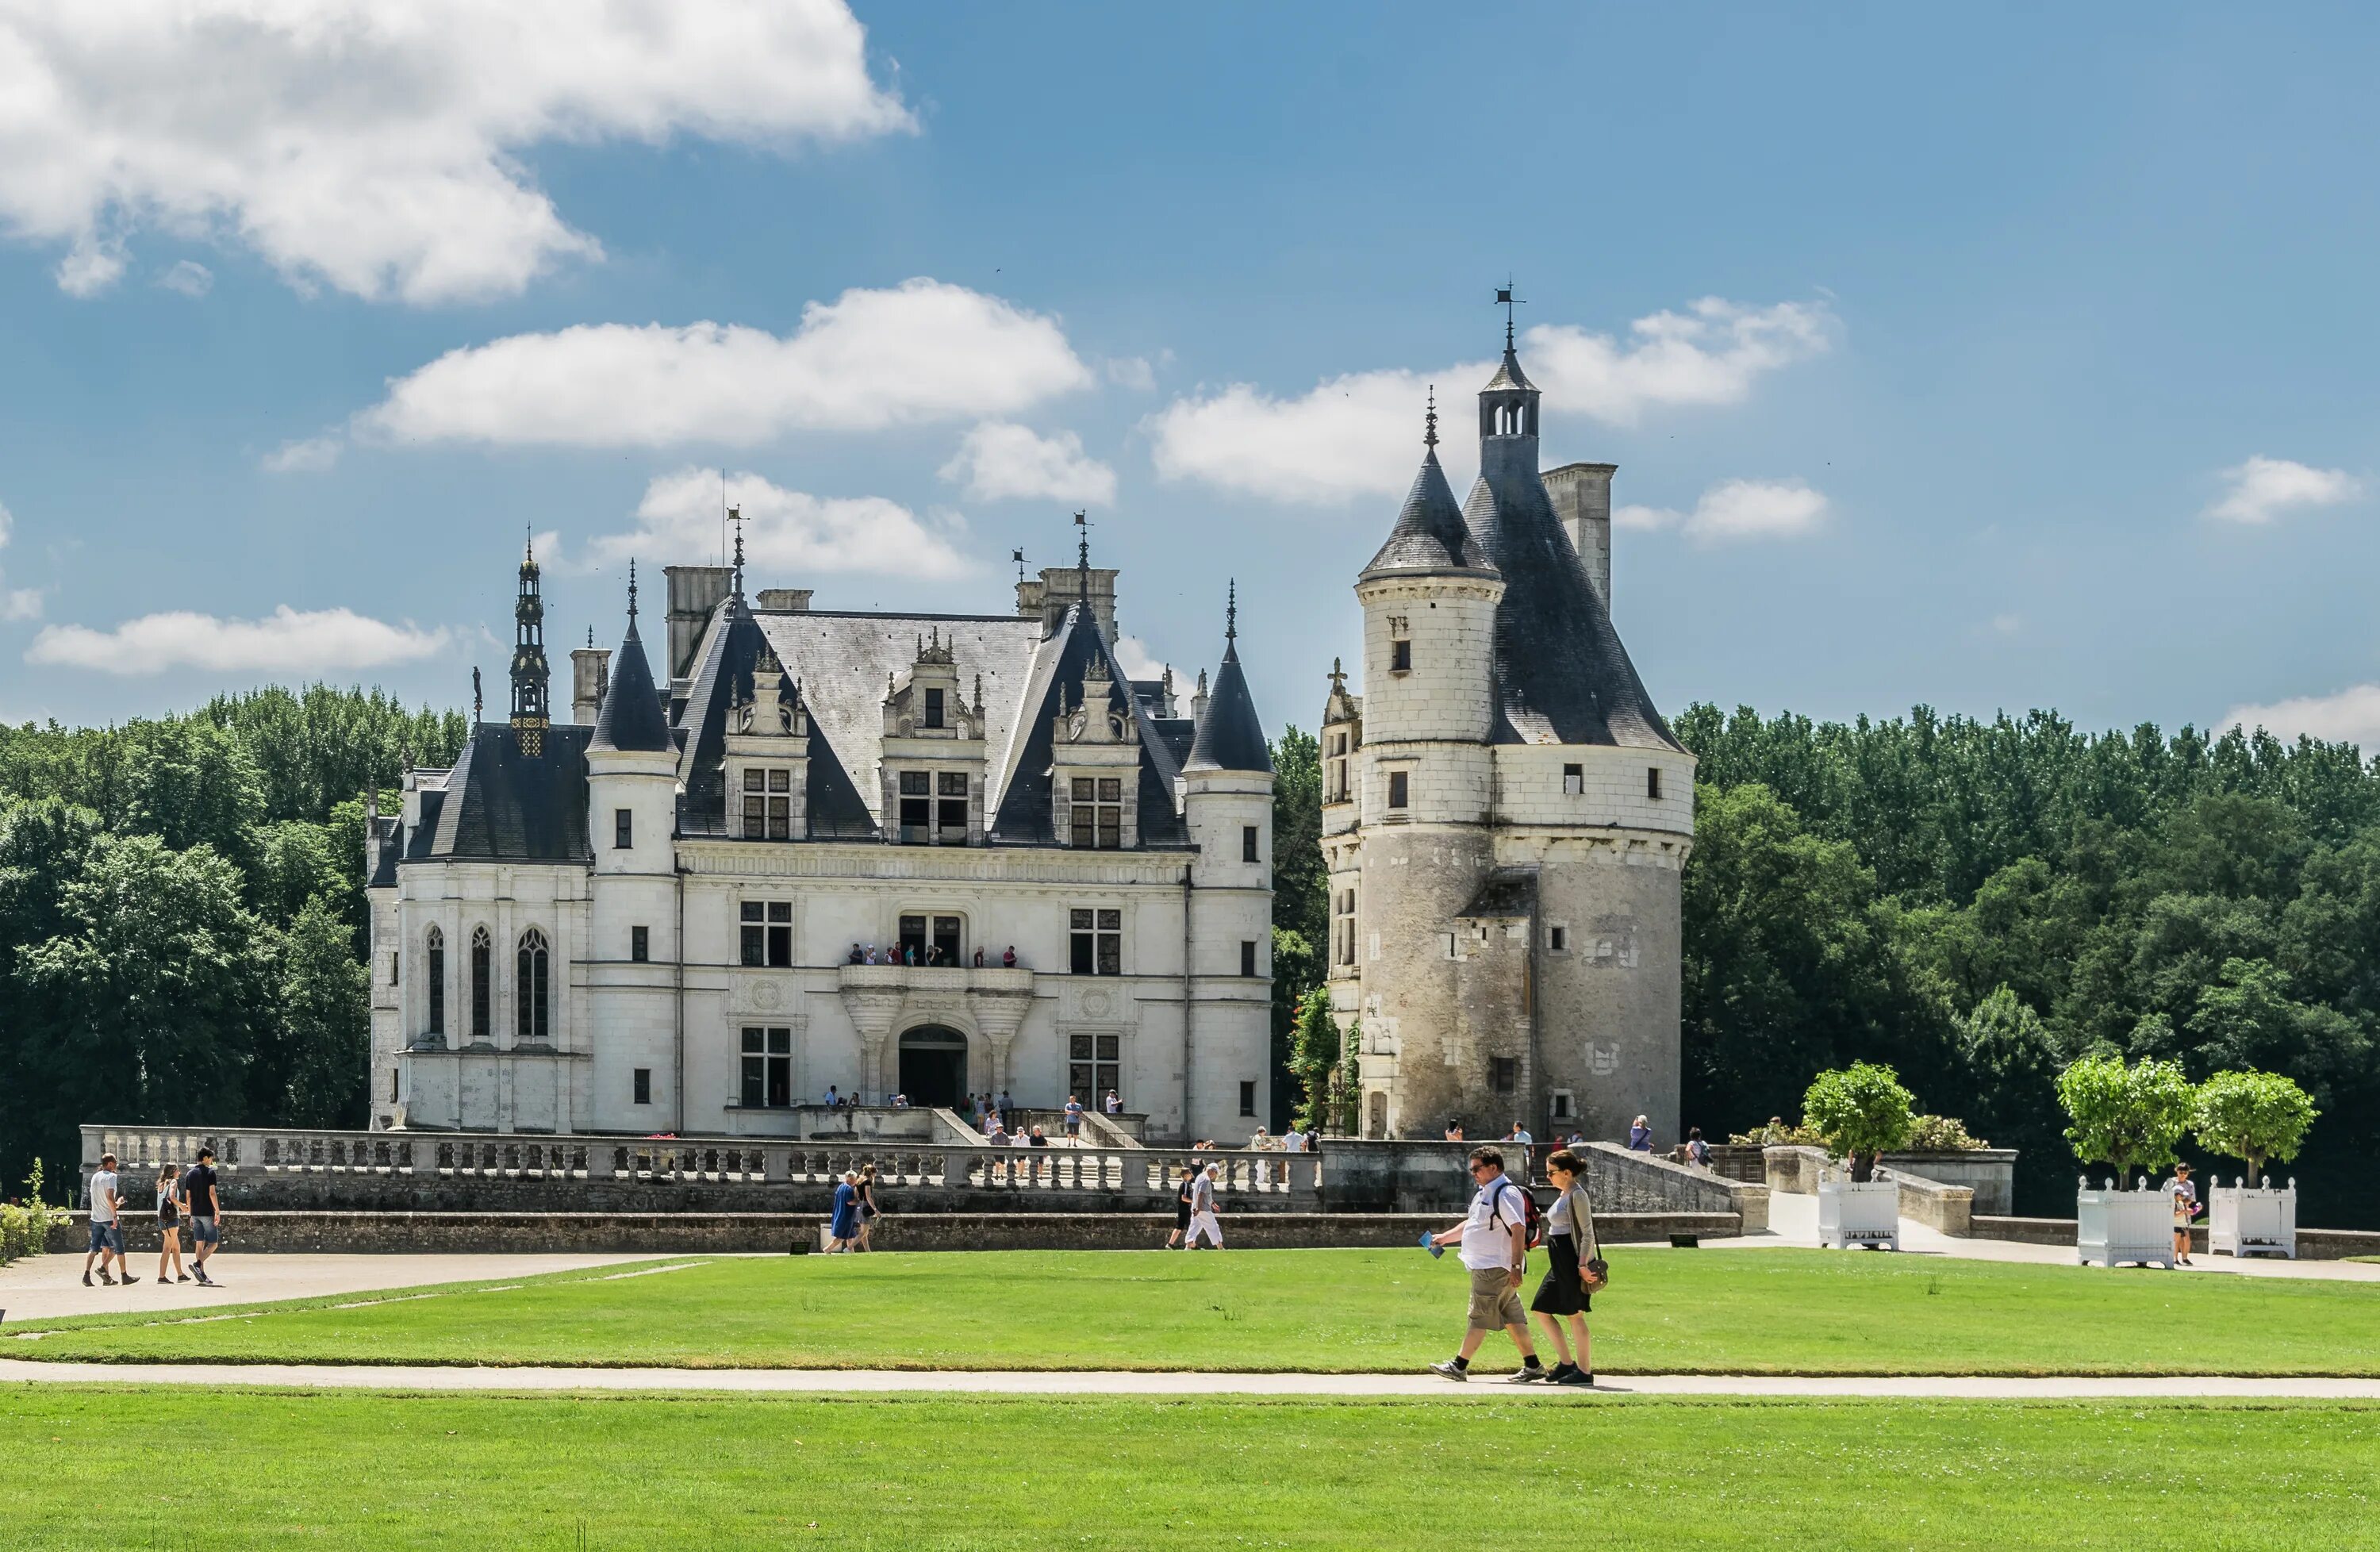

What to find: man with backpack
left=1427, top=1147, right=1548, bottom=1382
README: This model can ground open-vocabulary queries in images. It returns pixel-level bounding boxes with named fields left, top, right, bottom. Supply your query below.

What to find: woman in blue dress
left=827, top=1170, right=861, bottom=1253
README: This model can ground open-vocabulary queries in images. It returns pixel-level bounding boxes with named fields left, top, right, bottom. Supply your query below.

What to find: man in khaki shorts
left=1428, top=1147, right=1547, bottom=1382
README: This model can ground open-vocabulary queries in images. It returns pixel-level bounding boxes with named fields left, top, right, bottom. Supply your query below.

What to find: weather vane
left=1495, top=281, right=1526, bottom=348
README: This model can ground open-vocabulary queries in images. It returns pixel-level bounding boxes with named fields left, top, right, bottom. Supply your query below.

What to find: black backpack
left=1484, top=1177, right=1541, bottom=1240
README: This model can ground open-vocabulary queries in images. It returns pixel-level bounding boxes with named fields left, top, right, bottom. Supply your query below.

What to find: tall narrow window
left=739, top=901, right=792, bottom=967
left=1069, top=1033, right=1121, bottom=1104
left=516, top=928, right=550, bottom=1043
left=924, top=687, right=946, bottom=728
left=1239, top=1080, right=1257, bottom=1117
left=1563, top=763, right=1583, bottom=796
left=1387, top=770, right=1409, bottom=810
left=614, top=808, right=632, bottom=848
left=898, top=770, right=931, bottom=844
left=741, top=1027, right=793, bottom=1108
left=937, top=770, right=969, bottom=844
left=1242, top=824, right=1259, bottom=863
left=1240, top=939, right=1257, bottom=978
left=633, top=1068, right=652, bottom=1105
left=1390, top=639, right=1411, bottom=673
left=1492, top=1056, right=1518, bottom=1093
left=468, top=926, right=491, bottom=1041
left=1647, top=766, right=1663, bottom=801
left=631, top=925, right=650, bottom=963
left=740, top=901, right=765, bottom=966
left=424, top=927, right=445, bottom=1037
left=1070, top=908, right=1122, bottom=975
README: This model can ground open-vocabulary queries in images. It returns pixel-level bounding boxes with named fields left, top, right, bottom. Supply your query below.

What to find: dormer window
left=743, top=767, right=793, bottom=839
left=1071, top=777, right=1123, bottom=849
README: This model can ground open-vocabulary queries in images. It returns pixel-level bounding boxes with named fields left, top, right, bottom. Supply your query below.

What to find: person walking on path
left=81, top=1152, right=131, bottom=1289
left=1627, top=1116, right=1653, bottom=1153
left=826, top=1170, right=862, bottom=1253
left=153, top=1162, right=190, bottom=1285
left=1166, top=1164, right=1196, bottom=1249
left=182, top=1147, right=225, bottom=1287
left=1504, top=1123, right=1534, bottom=1181
left=1184, top=1162, right=1226, bottom=1249
left=2168, top=1162, right=2202, bottom=1266
left=1684, top=1127, right=1710, bottom=1169
left=1427, top=1147, right=1548, bottom=1383
left=1062, top=1095, right=1084, bottom=1141
left=1530, top=1148, right=1603, bottom=1386
left=855, top=1164, right=882, bottom=1252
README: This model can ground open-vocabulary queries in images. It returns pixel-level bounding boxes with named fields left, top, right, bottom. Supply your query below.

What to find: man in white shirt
left=81, top=1151, right=132, bottom=1289
left=1427, top=1147, right=1547, bottom=1382
left=1185, top=1163, right=1225, bottom=1249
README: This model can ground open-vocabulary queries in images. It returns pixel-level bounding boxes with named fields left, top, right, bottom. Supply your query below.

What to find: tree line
left=0, top=687, right=467, bottom=1195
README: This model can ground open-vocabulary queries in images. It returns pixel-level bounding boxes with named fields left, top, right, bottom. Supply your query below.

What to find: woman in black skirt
left=1530, top=1148, right=1601, bottom=1386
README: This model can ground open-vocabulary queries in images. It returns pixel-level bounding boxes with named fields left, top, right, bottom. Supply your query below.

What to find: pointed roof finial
left=1226, top=579, right=1238, bottom=643
left=1424, top=386, right=1438, bottom=450
left=1495, top=280, right=1525, bottom=352
left=586, top=626, right=594, bottom=649
left=627, top=559, right=639, bottom=624
left=729, top=505, right=745, bottom=600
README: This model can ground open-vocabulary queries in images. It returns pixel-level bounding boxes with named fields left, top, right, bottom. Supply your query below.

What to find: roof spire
left=627, top=559, right=639, bottom=624
left=1424, top=386, right=1438, bottom=450
left=1226, top=579, right=1238, bottom=642
left=729, top=505, right=745, bottom=601
left=1495, top=280, right=1525, bottom=352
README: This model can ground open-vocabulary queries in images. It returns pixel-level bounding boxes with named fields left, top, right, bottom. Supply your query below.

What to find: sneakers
left=175, top=1273, right=191, bottom=1283
left=1429, top=1359, right=1468, bottom=1381
left=96, top=1271, right=116, bottom=1286
left=1503, top=1364, right=1549, bottom=1384
left=82, top=1271, right=93, bottom=1287
left=157, top=1277, right=171, bottom=1285
left=1552, top=1364, right=1595, bottom=1387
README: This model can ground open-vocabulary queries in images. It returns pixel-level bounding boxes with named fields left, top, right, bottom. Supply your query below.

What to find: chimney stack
left=570, top=643, right=612, bottom=725
left=1543, top=463, right=1616, bottom=608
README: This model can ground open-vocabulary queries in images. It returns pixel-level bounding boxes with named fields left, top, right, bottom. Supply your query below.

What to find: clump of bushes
left=1903, top=1113, right=1990, bottom=1151
left=1, top=1162, right=69, bottom=1266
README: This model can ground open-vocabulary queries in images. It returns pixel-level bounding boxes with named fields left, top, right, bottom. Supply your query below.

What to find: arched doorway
left=897, top=1024, right=969, bottom=1108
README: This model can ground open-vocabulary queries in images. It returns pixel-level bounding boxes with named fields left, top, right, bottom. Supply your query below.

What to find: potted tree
left=2058, top=1053, right=2194, bottom=1268
left=1804, top=1062, right=1915, bottom=1250
left=2194, top=1069, right=2316, bottom=1259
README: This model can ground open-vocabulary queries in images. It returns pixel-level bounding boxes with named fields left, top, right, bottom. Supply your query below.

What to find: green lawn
left=13, top=1247, right=2380, bottom=1374
left=2, top=1389, right=2373, bottom=1550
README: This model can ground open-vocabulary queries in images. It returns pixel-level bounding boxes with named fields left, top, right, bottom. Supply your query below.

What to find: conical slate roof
left=1483, top=344, right=1535, bottom=393
left=1184, top=638, right=1271, bottom=773
left=1364, top=448, right=1496, bottom=575
left=589, top=620, right=672, bottom=754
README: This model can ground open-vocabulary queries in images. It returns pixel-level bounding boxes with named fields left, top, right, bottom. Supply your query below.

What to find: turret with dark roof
left=1184, top=582, right=1272, bottom=774
left=1364, top=394, right=1498, bottom=578
left=589, top=564, right=673, bottom=755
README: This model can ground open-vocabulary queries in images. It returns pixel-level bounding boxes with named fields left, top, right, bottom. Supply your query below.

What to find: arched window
left=516, top=927, right=551, bottom=1043
left=470, top=926, right=492, bottom=1042
left=425, top=926, right=446, bottom=1037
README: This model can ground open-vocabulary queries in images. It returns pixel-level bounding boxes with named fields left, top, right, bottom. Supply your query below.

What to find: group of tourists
left=81, top=1147, right=225, bottom=1290
left=1166, top=1162, right=1226, bottom=1250
left=1426, top=1145, right=1603, bottom=1386
left=846, top=942, right=1019, bottom=968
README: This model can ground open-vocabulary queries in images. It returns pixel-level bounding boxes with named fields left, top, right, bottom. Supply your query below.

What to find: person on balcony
left=847, top=943, right=865, bottom=965
left=1002, top=945, right=1017, bottom=967
left=1062, top=1095, right=1084, bottom=1140
left=973, top=947, right=985, bottom=967
left=1104, top=1090, right=1122, bottom=1116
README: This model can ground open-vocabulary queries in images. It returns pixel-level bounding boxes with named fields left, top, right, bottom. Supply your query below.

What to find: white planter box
left=1818, top=1178, right=1900, bottom=1250
left=2209, top=1182, right=2296, bottom=1259
left=2075, top=1181, right=2173, bottom=1268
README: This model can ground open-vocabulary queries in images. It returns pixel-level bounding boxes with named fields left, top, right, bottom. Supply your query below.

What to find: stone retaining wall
left=48, top=1209, right=1741, bottom=1257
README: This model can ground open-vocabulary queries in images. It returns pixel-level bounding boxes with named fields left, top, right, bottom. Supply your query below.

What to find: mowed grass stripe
left=13, top=1247, right=2380, bottom=1375
left=4, top=1389, right=2376, bottom=1550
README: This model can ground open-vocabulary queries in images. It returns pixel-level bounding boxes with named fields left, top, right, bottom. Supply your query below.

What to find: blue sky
left=3, top=2, right=2378, bottom=747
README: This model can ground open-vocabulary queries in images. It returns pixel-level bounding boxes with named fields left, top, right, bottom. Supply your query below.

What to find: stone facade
left=1324, top=337, right=1695, bottom=1143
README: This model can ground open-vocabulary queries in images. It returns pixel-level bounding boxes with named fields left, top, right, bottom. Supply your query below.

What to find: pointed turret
left=590, top=563, right=672, bottom=755
left=1365, top=391, right=1498, bottom=578
left=1184, top=582, right=1271, bottom=774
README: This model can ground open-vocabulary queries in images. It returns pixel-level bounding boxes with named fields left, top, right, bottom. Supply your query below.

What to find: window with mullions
left=516, top=928, right=550, bottom=1043
left=897, top=915, right=963, bottom=965
left=937, top=770, right=969, bottom=844
left=898, top=770, right=931, bottom=844
left=740, top=1026, right=793, bottom=1108
left=742, top=767, right=793, bottom=839
left=1068, top=1032, right=1120, bottom=1105
left=740, top=901, right=793, bottom=967
left=1069, top=777, right=1122, bottom=849
left=1069, top=908, right=1122, bottom=975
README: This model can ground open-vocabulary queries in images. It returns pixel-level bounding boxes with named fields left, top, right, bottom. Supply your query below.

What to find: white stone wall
left=1353, top=574, right=1502, bottom=746
left=1493, top=743, right=1695, bottom=837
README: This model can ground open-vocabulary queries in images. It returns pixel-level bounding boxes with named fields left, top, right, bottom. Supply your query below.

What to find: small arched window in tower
left=469, top=926, right=492, bottom=1042
left=516, top=928, right=551, bottom=1043
left=424, top=926, right=446, bottom=1037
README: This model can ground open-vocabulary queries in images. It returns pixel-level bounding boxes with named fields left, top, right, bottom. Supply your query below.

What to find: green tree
left=2057, top=1053, right=2195, bottom=1184
left=1800, top=1062, right=1917, bottom=1181
left=2192, top=1069, right=2317, bottom=1185
left=270, top=894, right=370, bottom=1127
left=1288, top=987, right=1340, bottom=1133
left=1268, top=727, right=1326, bottom=1128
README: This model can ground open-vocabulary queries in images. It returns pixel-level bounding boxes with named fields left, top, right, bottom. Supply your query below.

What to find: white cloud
left=1147, top=366, right=1461, bottom=505
left=1990, top=613, right=2023, bottom=636
left=939, top=421, right=1116, bottom=505
left=1522, top=298, right=1833, bottom=427
left=586, top=467, right=973, bottom=581
left=1613, top=479, right=1829, bottom=545
left=157, top=259, right=213, bottom=297
left=1103, top=355, right=1157, bottom=392
left=27, top=606, right=449, bottom=673
left=262, top=436, right=342, bottom=474
left=0, top=498, right=36, bottom=618
left=2204, top=455, right=2363, bottom=525
left=2223, top=685, right=2380, bottom=749
left=1112, top=635, right=1172, bottom=683
left=0, top=2, right=911, bottom=304
left=1146, top=297, right=1832, bottom=505
left=348, top=280, right=1092, bottom=451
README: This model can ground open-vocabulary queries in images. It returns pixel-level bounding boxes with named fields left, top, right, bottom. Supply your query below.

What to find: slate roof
left=987, top=605, right=1191, bottom=846
left=1462, top=353, right=1684, bottom=753
left=589, top=620, right=672, bottom=754
left=1365, top=447, right=1496, bottom=576
left=1184, top=638, right=1272, bottom=774
left=421, top=724, right=593, bottom=862
left=1483, top=343, right=1535, bottom=393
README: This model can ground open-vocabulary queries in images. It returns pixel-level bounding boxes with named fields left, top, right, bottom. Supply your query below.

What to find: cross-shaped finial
left=1495, top=281, right=1525, bottom=348
left=1328, top=655, right=1347, bottom=695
